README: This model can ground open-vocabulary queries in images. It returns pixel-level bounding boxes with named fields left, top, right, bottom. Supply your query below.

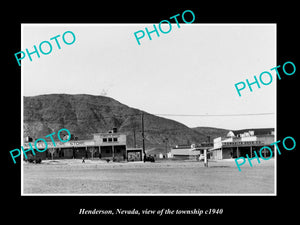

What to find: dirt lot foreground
left=23, top=158, right=275, bottom=195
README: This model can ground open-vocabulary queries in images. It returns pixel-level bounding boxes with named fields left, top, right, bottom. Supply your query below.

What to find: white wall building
left=210, top=128, right=275, bottom=160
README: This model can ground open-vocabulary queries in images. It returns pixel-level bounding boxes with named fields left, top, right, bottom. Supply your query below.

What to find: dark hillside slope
left=24, top=94, right=217, bottom=149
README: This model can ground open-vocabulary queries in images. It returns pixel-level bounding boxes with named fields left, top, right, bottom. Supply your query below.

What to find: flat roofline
left=22, top=143, right=127, bottom=149
left=217, top=134, right=275, bottom=139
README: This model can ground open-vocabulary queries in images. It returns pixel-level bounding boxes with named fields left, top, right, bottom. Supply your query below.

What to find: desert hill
left=23, top=94, right=229, bottom=150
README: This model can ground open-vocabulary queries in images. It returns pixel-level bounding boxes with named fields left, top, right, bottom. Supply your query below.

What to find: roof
left=231, top=128, right=274, bottom=136
left=93, top=132, right=126, bottom=136
left=127, top=148, right=143, bottom=151
left=171, top=148, right=201, bottom=156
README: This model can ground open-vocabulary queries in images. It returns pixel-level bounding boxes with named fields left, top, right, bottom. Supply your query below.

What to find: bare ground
left=22, top=158, right=275, bottom=195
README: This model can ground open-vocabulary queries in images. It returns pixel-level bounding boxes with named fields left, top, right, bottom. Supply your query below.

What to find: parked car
left=25, top=155, right=42, bottom=164
left=144, top=155, right=155, bottom=162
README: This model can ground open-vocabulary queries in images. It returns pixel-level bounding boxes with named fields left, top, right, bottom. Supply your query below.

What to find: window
left=113, top=137, right=118, bottom=142
left=108, top=138, right=112, bottom=142
left=103, top=138, right=107, bottom=142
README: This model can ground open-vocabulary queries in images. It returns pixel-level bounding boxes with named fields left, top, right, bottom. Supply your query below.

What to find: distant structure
left=100, top=89, right=108, bottom=96
left=209, top=128, right=275, bottom=160
left=170, top=142, right=213, bottom=160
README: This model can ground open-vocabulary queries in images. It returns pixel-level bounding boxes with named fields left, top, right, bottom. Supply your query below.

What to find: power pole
left=207, top=135, right=211, bottom=144
left=133, top=129, right=136, bottom=148
left=141, top=112, right=145, bottom=155
left=164, top=138, right=168, bottom=158
left=204, top=149, right=208, bottom=167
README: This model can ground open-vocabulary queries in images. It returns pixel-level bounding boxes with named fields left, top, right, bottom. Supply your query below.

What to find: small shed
left=127, top=148, right=143, bottom=162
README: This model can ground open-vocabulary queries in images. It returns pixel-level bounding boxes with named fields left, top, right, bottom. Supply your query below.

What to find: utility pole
left=163, top=137, right=168, bottom=158
left=133, top=129, right=136, bottom=148
left=204, top=149, right=208, bottom=167
left=207, top=135, right=211, bottom=144
left=141, top=112, right=145, bottom=155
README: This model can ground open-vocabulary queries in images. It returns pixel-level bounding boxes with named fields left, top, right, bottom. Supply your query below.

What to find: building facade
left=93, top=132, right=127, bottom=161
left=210, top=128, right=275, bottom=160
left=126, top=148, right=143, bottom=162
left=23, top=131, right=128, bottom=161
left=170, top=143, right=212, bottom=160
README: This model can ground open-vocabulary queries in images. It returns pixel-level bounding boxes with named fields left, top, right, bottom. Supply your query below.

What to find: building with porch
left=209, top=128, right=275, bottom=160
left=23, top=131, right=129, bottom=161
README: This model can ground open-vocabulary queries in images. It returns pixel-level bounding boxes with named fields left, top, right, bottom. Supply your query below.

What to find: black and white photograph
left=21, top=23, right=276, bottom=195
left=4, top=5, right=298, bottom=221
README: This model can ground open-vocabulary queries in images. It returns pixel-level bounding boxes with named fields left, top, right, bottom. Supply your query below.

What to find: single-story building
left=170, top=143, right=212, bottom=160
left=126, top=148, right=143, bottom=162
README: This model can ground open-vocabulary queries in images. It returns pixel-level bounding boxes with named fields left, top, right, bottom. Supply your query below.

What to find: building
left=210, top=128, right=275, bottom=160
left=126, top=148, right=143, bottom=162
left=93, top=132, right=127, bottom=161
left=170, top=143, right=212, bottom=160
left=23, top=130, right=133, bottom=162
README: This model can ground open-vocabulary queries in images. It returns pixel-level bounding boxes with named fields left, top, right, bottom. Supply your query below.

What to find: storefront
left=210, top=129, right=275, bottom=160
left=23, top=132, right=127, bottom=161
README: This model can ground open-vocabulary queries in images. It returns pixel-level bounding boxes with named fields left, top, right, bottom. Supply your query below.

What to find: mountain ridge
left=23, top=94, right=231, bottom=150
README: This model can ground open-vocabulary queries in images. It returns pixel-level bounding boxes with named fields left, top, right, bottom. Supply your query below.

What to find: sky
left=22, top=24, right=276, bottom=130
